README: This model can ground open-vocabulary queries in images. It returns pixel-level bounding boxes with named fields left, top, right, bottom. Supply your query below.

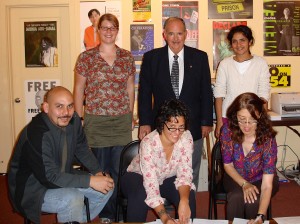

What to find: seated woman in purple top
left=220, top=92, right=279, bottom=223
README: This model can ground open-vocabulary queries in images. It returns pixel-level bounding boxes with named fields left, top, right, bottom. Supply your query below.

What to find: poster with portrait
left=80, top=1, right=122, bottom=52
left=213, top=21, right=247, bottom=70
left=208, top=0, right=253, bottom=19
left=162, top=1, right=198, bottom=48
left=133, top=0, right=151, bottom=22
left=24, top=21, right=58, bottom=67
left=25, top=80, right=60, bottom=123
left=130, top=25, right=154, bottom=61
left=269, top=64, right=291, bottom=88
left=263, top=0, right=300, bottom=56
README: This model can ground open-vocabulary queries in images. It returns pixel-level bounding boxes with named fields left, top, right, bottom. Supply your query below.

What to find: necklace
left=234, top=55, right=253, bottom=63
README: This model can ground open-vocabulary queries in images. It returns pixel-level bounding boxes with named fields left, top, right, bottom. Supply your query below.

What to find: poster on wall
left=130, top=25, right=154, bottom=61
left=213, top=21, right=247, bottom=70
left=133, top=63, right=140, bottom=127
left=80, top=1, right=122, bottom=52
left=208, top=0, right=253, bottom=19
left=24, top=21, right=58, bottom=67
left=25, top=80, right=60, bottom=123
left=263, top=0, right=300, bottom=56
left=133, top=0, right=151, bottom=22
left=162, top=1, right=198, bottom=48
left=269, top=64, right=291, bottom=88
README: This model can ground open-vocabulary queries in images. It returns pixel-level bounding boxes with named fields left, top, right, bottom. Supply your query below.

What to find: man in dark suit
left=138, top=17, right=213, bottom=189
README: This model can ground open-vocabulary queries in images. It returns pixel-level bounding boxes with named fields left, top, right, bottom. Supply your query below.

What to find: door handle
left=15, top=98, right=21, bottom=103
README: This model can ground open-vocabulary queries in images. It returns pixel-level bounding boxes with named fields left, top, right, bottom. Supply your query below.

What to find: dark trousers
left=121, top=172, right=196, bottom=222
left=223, top=173, right=279, bottom=221
left=92, top=146, right=124, bottom=220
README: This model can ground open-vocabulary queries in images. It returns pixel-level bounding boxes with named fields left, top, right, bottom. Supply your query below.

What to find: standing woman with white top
left=213, top=25, right=271, bottom=138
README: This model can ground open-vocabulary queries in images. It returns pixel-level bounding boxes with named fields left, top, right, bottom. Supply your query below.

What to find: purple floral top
left=127, top=130, right=195, bottom=208
left=220, top=123, right=277, bottom=183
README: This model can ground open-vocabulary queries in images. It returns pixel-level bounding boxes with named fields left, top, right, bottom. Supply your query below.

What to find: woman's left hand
left=178, top=200, right=191, bottom=224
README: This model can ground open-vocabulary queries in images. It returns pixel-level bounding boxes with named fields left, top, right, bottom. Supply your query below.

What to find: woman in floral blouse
left=121, top=99, right=196, bottom=224
left=220, top=92, right=279, bottom=223
left=74, top=13, right=135, bottom=220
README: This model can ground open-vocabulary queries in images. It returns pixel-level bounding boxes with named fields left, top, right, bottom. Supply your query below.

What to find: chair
left=115, top=140, right=175, bottom=222
left=208, top=141, right=272, bottom=220
left=208, top=141, right=227, bottom=219
left=24, top=197, right=91, bottom=223
left=115, top=140, right=140, bottom=222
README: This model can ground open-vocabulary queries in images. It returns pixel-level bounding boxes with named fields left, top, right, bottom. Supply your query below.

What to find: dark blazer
left=138, top=45, right=213, bottom=140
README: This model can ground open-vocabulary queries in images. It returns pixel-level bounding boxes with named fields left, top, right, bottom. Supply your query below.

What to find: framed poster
left=130, top=24, right=154, bottom=61
left=133, top=0, right=152, bottom=22
left=208, top=0, right=253, bottom=19
left=24, top=21, right=58, bottom=67
left=264, top=0, right=300, bottom=56
left=80, top=1, right=122, bottom=52
left=213, top=21, right=247, bottom=70
left=162, top=1, right=198, bottom=48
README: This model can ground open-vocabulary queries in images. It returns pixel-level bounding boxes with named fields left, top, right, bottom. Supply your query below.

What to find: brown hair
left=226, top=92, right=277, bottom=145
left=98, top=13, right=119, bottom=30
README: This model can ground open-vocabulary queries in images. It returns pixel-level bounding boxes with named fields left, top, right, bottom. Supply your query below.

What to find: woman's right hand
left=214, top=121, right=223, bottom=139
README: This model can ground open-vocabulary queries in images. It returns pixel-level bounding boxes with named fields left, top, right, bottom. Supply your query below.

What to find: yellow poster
left=269, top=64, right=291, bottom=87
left=133, top=0, right=151, bottom=22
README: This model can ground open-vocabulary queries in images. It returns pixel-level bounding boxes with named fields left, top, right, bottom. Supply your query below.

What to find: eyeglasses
left=100, top=26, right=118, bottom=32
left=238, top=119, right=258, bottom=126
left=164, top=123, right=185, bottom=133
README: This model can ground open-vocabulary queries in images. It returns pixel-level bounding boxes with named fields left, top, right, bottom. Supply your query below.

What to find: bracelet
left=241, top=181, right=249, bottom=188
left=80, top=117, right=84, bottom=121
left=256, top=213, right=265, bottom=223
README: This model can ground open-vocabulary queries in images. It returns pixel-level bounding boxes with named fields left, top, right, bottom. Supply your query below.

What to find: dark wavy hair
left=155, top=99, right=189, bottom=134
left=226, top=92, right=277, bottom=145
left=227, top=25, right=255, bottom=46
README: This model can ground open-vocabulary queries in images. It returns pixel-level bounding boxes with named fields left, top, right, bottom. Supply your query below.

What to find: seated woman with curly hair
left=121, top=99, right=196, bottom=224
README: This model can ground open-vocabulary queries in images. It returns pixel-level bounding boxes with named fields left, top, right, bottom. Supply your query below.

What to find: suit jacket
left=138, top=45, right=213, bottom=140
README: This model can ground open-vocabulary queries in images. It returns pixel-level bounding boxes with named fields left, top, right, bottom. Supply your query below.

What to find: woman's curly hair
left=155, top=99, right=189, bottom=134
left=226, top=92, right=277, bottom=145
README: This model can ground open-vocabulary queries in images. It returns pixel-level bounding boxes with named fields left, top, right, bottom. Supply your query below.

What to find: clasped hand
left=242, top=182, right=259, bottom=204
left=90, top=172, right=114, bottom=194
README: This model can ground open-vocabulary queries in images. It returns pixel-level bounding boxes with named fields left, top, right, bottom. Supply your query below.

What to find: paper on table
left=145, top=219, right=222, bottom=224
left=193, top=218, right=228, bottom=223
left=233, top=218, right=269, bottom=224
left=273, top=216, right=300, bottom=224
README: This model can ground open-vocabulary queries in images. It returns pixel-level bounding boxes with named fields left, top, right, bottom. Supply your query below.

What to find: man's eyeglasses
left=238, top=119, right=258, bottom=126
left=164, top=123, right=185, bottom=133
left=100, top=26, right=118, bottom=32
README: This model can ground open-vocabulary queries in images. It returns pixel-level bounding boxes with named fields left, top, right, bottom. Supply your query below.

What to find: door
left=10, top=5, right=71, bottom=139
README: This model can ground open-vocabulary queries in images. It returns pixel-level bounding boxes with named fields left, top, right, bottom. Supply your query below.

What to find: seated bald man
left=8, top=86, right=114, bottom=224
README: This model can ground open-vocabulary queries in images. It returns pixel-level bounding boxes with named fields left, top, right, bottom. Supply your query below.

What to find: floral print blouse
left=220, top=123, right=277, bottom=183
left=75, top=46, right=135, bottom=116
left=127, top=130, right=195, bottom=208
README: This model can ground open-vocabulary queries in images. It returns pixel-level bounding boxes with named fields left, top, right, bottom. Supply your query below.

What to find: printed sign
left=269, top=64, right=291, bottom=87
left=25, top=80, right=60, bottom=123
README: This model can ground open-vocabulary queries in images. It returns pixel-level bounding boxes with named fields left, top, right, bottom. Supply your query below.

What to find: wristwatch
left=256, top=213, right=265, bottom=223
